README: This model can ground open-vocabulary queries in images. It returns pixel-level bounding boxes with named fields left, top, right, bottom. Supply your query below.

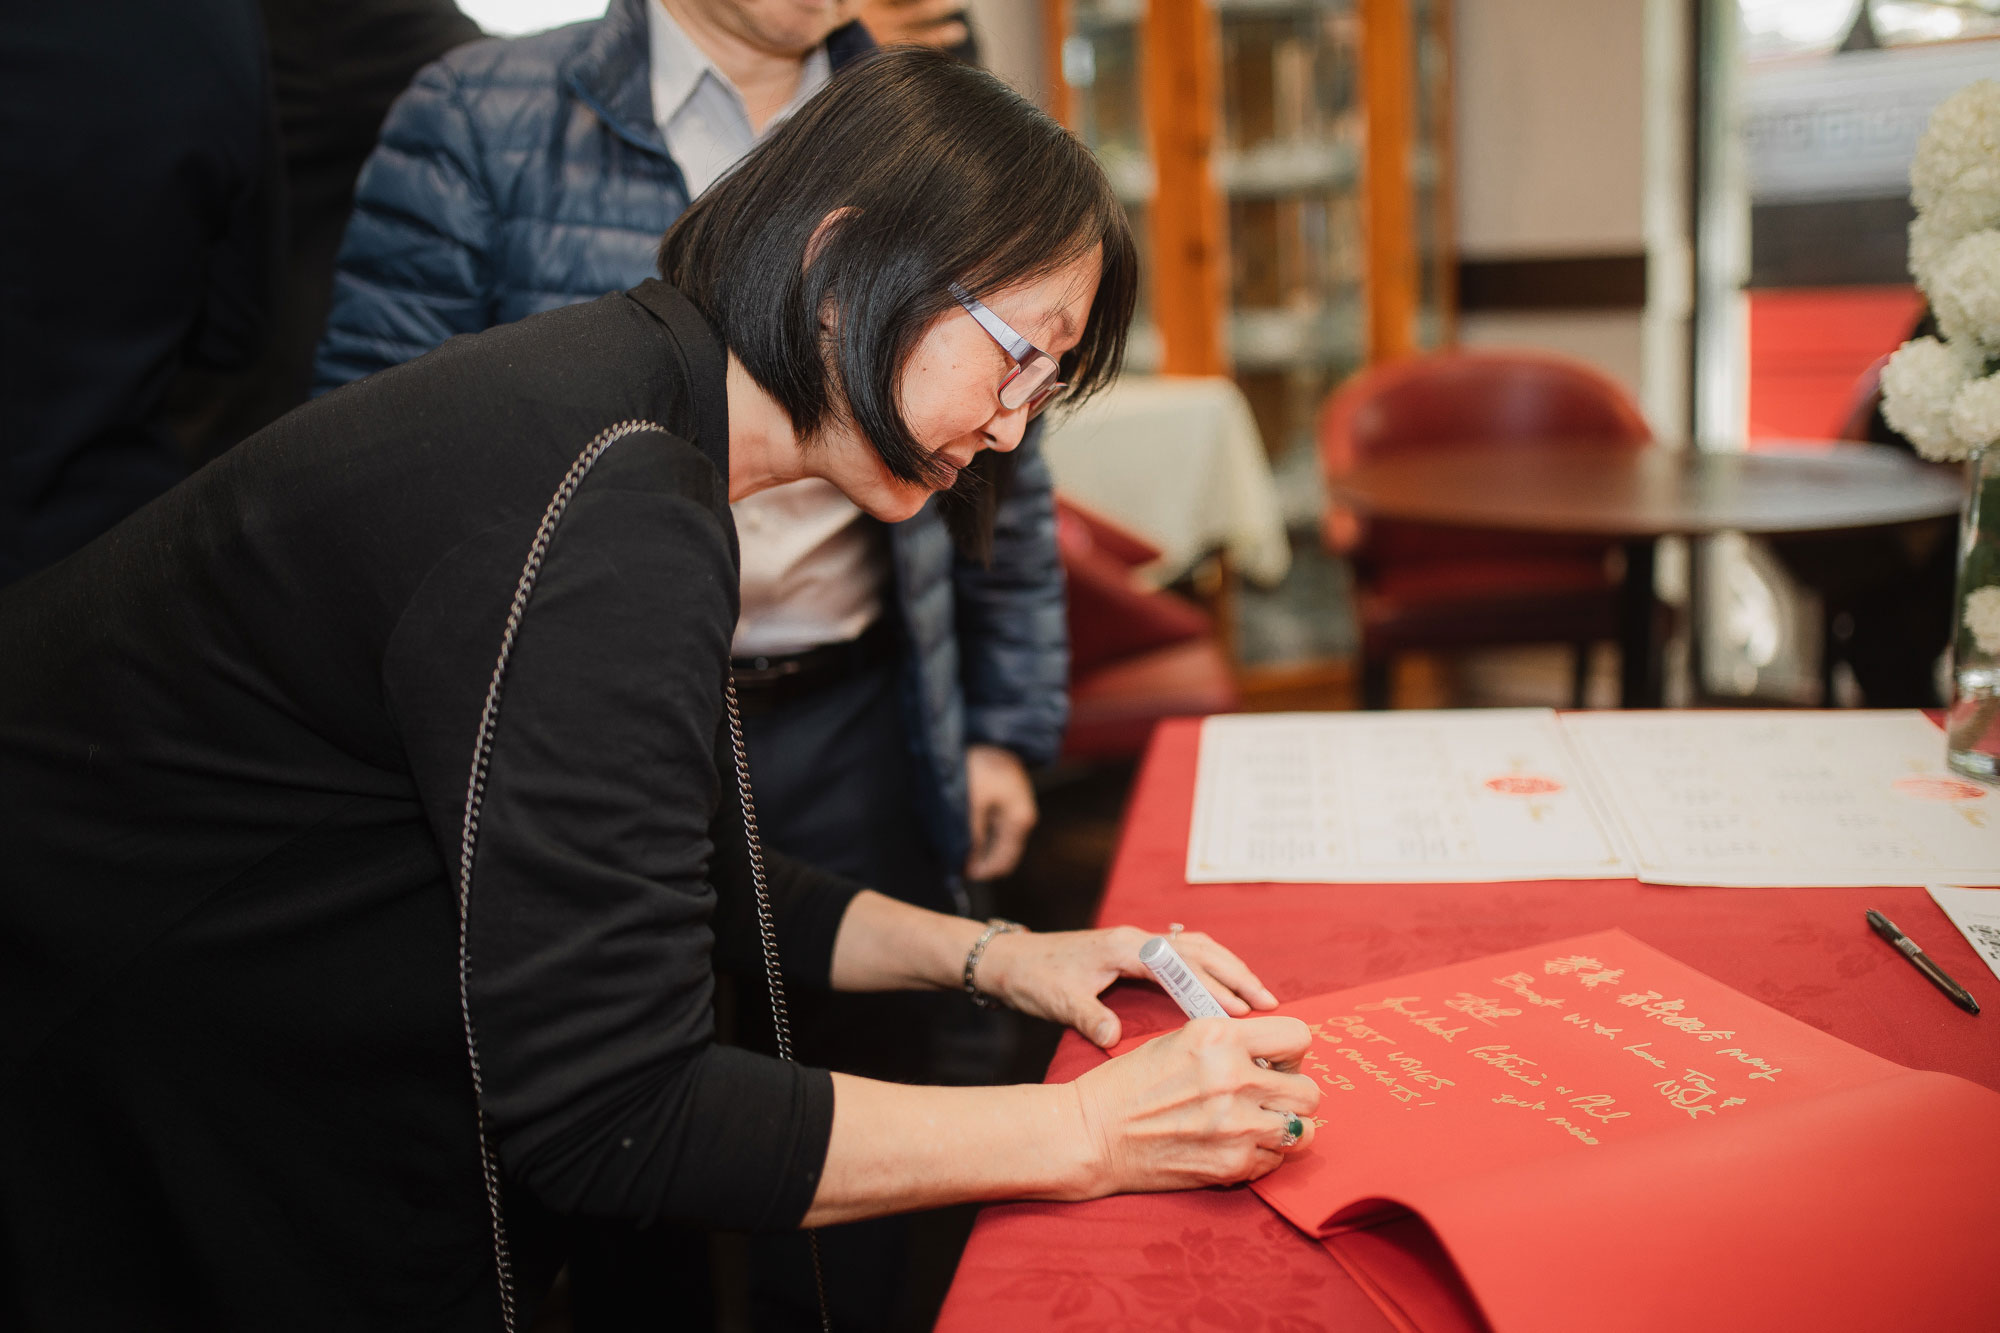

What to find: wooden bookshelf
left=1046, top=0, right=1454, bottom=460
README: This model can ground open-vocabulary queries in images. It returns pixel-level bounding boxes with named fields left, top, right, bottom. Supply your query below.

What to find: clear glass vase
left=1946, top=447, right=2000, bottom=780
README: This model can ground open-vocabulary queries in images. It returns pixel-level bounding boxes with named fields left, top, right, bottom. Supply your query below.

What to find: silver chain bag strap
left=455, top=418, right=830, bottom=1333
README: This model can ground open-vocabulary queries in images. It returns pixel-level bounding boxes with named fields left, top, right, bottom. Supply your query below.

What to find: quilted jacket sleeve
left=313, top=56, right=497, bottom=393
left=952, top=421, right=1070, bottom=768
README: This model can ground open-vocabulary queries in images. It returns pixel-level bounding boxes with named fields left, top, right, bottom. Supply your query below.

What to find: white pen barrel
left=1139, top=936, right=1232, bottom=1020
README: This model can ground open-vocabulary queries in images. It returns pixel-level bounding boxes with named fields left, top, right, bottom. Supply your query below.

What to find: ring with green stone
left=1278, top=1113, right=1305, bottom=1149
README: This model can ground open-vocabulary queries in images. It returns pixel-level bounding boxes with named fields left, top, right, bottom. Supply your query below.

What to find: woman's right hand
left=1068, top=1016, right=1322, bottom=1196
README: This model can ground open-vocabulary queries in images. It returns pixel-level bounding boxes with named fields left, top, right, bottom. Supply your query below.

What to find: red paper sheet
left=937, top=722, right=2000, bottom=1333
left=1241, top=929, right=2000, bottom=1333
left=1322, top=1215, right=1491, bottom=1333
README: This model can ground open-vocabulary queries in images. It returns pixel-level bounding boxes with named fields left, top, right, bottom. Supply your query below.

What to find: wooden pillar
left=1142, top=0, right=1227, bottom=376
left=1042, top=0, right=1072, bottom=126
left=1361, top=0, right=1420, bottom=363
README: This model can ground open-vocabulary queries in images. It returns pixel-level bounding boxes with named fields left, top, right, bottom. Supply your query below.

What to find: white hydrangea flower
left=1965, top=585, right=2000, bottom=657
left=1912, top=80, right=2000, bottom=221
left=1912, top=211, right=1970, bottom=292
left=1930, top=230, right=2000, bottom=349
left=1882, top=336, right=1979, bottom=460
left=1950, top=372, right=2000, bottom=453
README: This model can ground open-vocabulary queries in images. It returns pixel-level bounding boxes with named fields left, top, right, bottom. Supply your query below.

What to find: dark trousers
left=1771, top=518, right=1956, bottom=707
left=742, top=660, right=957, bottom=1333
left=741, top=656, right=953, bottom=1076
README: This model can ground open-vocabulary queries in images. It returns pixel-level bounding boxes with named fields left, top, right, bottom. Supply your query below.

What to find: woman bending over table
left=0, top=49, right=1317, bottom=1331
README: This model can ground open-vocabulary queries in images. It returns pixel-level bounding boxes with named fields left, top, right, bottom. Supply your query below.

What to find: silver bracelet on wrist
left=962, top=917, right=1022, bottom=1009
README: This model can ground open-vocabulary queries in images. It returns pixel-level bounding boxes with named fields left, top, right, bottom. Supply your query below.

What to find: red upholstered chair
left=1319, top=350, right=1654, bottom=708
left=1058, top=498, right=1240, bottom=761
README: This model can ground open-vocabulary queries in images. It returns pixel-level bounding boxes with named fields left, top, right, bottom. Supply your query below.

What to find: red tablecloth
left=935, top=718, right=2000, bottom=1333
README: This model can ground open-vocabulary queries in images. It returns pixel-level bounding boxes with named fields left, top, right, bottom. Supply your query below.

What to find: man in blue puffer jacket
left=316, top=0, right=1065, bottom=923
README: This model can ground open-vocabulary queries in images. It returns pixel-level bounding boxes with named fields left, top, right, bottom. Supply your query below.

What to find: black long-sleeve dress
left=0, top=281, right=857, bottom=1330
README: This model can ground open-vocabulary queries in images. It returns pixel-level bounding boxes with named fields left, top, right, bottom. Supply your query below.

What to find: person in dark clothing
left=1771, top=313, right=1956, bottom=708
left=0, top=50, right=1318, bottom=1333
left=167, top=0, right=483, bottom=464
left=0, top=0, right=279, bottom=587
left=314, top=1, right=1061, bottom=925
left=314, top=9, right=1061, bottom=1318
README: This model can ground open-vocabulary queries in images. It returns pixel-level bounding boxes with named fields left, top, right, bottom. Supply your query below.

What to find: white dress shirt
left=648, top=3, right=886, bottom=657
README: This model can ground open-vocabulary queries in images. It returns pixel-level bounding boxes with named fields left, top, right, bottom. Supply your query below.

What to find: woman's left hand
left=963, top=744, right=1038, bottom=882
left=976, top=925, right=1279, bottom=1048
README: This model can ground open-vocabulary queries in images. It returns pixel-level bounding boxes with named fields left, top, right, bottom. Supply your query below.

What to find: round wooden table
left=1331, top=440, right=1965, bottom=706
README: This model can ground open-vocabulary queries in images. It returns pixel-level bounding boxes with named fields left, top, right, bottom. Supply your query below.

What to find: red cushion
left=1056, top=498, right=1161, bottom=570
left=1369, top=555, right=1615, bottom=602
left=1063, top=541, right=1215, bottom=676
left=1065, top=639, right=1240, bottom=762
left=1359, top=557, right=1623, bottom=657
left=1322, top=355, right=1652, bottom=567
left=1364, top=519, right=1625, bottom=571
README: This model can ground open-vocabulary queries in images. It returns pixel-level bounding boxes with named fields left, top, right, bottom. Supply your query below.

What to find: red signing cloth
left=935, top=719, right=2000, bottom=1333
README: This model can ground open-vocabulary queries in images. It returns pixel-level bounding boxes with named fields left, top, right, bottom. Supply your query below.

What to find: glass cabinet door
left=1219, top=0, right=1367, bottom=466
left=1064, top=1, right=1159, bottom=369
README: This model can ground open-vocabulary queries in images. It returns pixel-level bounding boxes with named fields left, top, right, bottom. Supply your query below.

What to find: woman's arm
left=828, top=889, right=1278, bottom=1049
left=388, top=437, right=1307, bottom=1233
left=805, top=890, right=1319, bottom=1226
left=391, top=453, right=838, bottom=1232
left=805, top=1014, right=1320, bottom=1227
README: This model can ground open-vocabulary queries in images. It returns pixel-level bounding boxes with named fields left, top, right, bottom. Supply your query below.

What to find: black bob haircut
left=657, top=46, right=1139, bottom=557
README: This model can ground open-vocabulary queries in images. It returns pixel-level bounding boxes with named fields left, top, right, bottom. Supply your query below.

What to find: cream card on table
left=1186, top=709, right=1631, bottom=883
left=1561, top=710, right=2000, bottom=887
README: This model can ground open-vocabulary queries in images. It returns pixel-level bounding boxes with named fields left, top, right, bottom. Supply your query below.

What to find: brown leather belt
left=730, top=619, right=897, bottom=716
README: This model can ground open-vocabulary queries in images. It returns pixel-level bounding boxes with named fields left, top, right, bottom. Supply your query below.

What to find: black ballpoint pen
left=1866, top=910, right=1981, bottom=1015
